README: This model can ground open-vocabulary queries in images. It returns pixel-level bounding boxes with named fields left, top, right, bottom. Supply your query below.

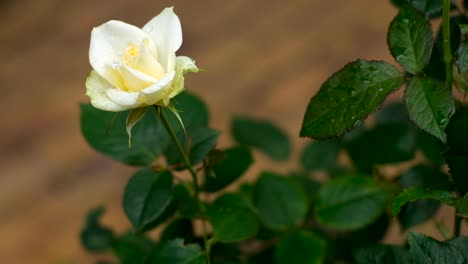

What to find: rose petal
left=141, top=70, right=176, bottom=105
left=166, top=56, right=199, bottom=100
left=90, top=20, right=150, bottom=86
left=107, top=88, right=141, bottom=107
left=85, top=71, right=128, bottom=111
left=143, top=7, right=182, bottom=71
left=119, top=65, right=159, bottom=92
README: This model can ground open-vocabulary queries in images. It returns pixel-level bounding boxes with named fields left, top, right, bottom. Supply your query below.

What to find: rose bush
left=86, top=7, right=198, bottom=111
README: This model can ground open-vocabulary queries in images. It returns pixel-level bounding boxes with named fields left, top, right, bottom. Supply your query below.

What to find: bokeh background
left=0, top=0, right=427, bottom=263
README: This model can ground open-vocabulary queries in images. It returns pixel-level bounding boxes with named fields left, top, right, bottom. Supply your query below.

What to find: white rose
left=86, top=7, right=199, bottom=111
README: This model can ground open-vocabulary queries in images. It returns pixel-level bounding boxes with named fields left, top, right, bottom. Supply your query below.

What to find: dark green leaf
left=392, top=187, right=455, bottom=215
left=126, top=107, right=150, bottom=147
left=300, top=139, right=341, bottom=171
left=173, top=183, right=202, bottom=219
left=147, top=239, right=205, bottom=264
left=404, top=78, right=454, bottom=141
left=405, top=0, right=442, bottom=17
left=80, top=104, right=167, bottom=166
left=300, top=60, right=403, bottom=139
left=446, top=108, right=468, bottom=154
left=388, top=7, right=433, bottom=74
left=165, top=127, right=220, bottom=166
left=252, top=172, right=308, bottom=231
left=209, top=193, right=259, bottom=243
left=160, top=218, right=195, bottom=243
left=445, top=152, right=468, bottom=195
left=163, top=92, right=210, bottom=134
left=315, top=175, right=391, bottom=230
left=204, top=147, right=253, bottom=193
left=345, top=123, right=416, bottom=172
left=274, top=231, right=326, bottom=264
left=408, top=232, right=465, bottom=264
left=399, top=164, right=452, bottom=190
left=355, top=245, right=411, bottom=264
left=417, top=130, right=446, bottom=167
left=290, top=172, right=321, bottom=205
left=398, top=200, right=441, bottom=230
left=457, top=25, right=468, bottom=73
left=80, top=207, right=114, bottom=252
left=375, top=102, right=412, bottom=126
left=455, top=195, right=468, bottom=216
left=123, top=169, right=173, bottom=231
left=448, top=237, right=468, bottom=262
left=231, top=116, right=291, bottom=161
left=111, top=232, right=155, bottom=264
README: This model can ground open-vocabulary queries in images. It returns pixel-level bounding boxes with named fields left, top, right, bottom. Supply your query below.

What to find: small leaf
left=252, top=172, right=308, bottom=231
left=300, top=60, right=403, bottom=139
left=274, top=231, right=326, bottom=264
left=315, top=175, right=392, bottom=230
left=209, top=193, right=259, bottom=243
left=416, top=130, right=446, bottom=167
left=173, top=183, right=202, bottom=219
left=391, top=187, right=455, bottom=215
left=408, top=232, right=465, bottom=264
left=111, top=232, right=155, bottom=264
left=165, top=127, right=220, bottom=166
left=163, top=92, right=210, bottom=134
left=123, top=169, right=173, bottom=231
left=345, top=123, right=416, bottom=172
left=147, top=239, right=205, bottom=264
left=446, top=108, right=468, bottom=154
left=355, top=245, right=411, bottom=264
left=404, top=77, right=454, bottom=141
left=80, top=207, right=114, bottom=252
left=80, top=104, right=168, bottom=166
left=388, top=7, right=433, bottom=74
left=375, top=102, right=412, bottom=126
left=405, top=0, right=443, bottom=17
left=456, top=25, right=468, bottom=74
left=231, top=116, right=291, bottom=161
left=126, top=107, right=149, bottom=147
left=448, top=237, right=468, bottom=261
left=300, top=139, right=341, bottom=172
left=160, top=218, right=195, bottom=243
left=204, top=147, right=253, bottom=193
left=454, top=194, right=468, bottom=216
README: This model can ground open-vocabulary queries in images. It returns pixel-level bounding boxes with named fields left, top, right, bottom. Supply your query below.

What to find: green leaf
left=126, top=107, right=150, bottom=147
left=454, top=195, right=468, bottom=216
left=397, top=165, right=452, bottom=229
left=404, top=78, right=454, bottom=141
left=375, top=102, right=412, bottom=126
left=388, top=7, right=433, bottom=74
left=160, top=218, right=195, bottom=243
left=123, top=169, right=173, bottom=231
left=274, top=231, right=326, bottom=264
left=163, top=92, right=210, bottom=134
left=300, top=60, right=403, bottom=139
left=408, top=232, right=465, bottom=264
left=231, top=116, right=291, bottom=161
left=290, top=172, right=321, bottom=205
left=300, top=139, right=341, bottom=172
left=252, top=172, right=308, bottom=231
left=456, top=25, right=468, bottom=73
left=446, top=108, right=468, bottom=154
left=345, top=123, right=416, bottom=172
left=147, top=239, right=205, bottom=264
left=80, top=206, right=114, bottom=252
left=80, top=104, right=168, bottom=166
left=173, top=183, right=202, bottom=219
left=405, top=0, right=443, bottom=17
left=209, top=193, right=259, bottom=243
left=399, top=164, right=452, bottom=190
left=355, top=245, right=411, bottom=264
left=165, top=127, right=220, bottom=166
left=204, top=147, right=253, bottom=193
left=417, top=130, right=446, bottom=167
left=111, top=232, right=155, bottom=264
left=391, top=187, right=455, bottom=215
left=315, top=175, right=392, bottom=230
left=445, top=152, right=468, bottom=195
left=448, top=237, right=468, bottom=262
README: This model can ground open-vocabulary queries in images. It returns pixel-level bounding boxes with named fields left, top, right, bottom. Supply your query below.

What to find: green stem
left=443, top=0, right=453, bottom=90
left=158, top=108, right=211, bottom=264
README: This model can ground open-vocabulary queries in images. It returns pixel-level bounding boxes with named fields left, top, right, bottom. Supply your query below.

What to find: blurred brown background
left=0, top=0, right=418, bottom=263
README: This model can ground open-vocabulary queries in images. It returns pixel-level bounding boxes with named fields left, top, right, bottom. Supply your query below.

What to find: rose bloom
left=86, top=7, right=199, bottom=111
